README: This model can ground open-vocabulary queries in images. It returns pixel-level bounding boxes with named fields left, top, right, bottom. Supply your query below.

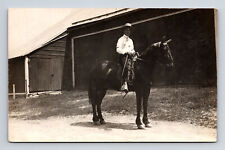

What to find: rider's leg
left=120, top=55, right=129, bottom=92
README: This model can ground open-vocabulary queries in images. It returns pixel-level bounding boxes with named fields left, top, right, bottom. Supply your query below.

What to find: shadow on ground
left=70, top=121, right=137, bottom=131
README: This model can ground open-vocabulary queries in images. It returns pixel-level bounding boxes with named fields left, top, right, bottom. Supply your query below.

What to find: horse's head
left=156, top=39, right=174, bottom=68
left=141, top=38, right=174, bottom=68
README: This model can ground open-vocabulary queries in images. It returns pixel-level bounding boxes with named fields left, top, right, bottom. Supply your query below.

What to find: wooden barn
left=9, top=8, right=217, bottom=95
left=8, top=33, right=67, bottom=96
left=62, top=8, right=217, bottom=90
left=8, top=8, right=127, bottom=96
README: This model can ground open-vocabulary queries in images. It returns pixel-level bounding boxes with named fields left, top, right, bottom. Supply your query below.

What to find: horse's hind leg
left=97, top=104, right=105, bottom=124
left=96, top=89, right=106, bottom=124
left=89, top=81, right=99, bottom=125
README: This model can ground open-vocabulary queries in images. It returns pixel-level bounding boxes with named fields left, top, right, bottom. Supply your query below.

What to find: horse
left=88, top=39, right=174, bottom=129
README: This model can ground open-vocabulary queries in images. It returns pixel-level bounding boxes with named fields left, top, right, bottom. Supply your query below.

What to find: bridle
left=136, top=57, right=149, bottom=62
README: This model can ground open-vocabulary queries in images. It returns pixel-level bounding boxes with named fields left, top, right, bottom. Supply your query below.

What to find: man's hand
left=128, top=51, right=135, bottom=55
left=135, top=52, right=140, bottom=57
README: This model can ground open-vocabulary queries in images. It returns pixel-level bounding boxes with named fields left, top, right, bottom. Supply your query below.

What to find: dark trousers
left=119, top=54, right=134, bottom=83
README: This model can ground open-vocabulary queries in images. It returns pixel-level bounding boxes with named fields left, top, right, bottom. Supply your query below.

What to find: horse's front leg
left=135, top=88, right=145, bottom=129
left=97, top=104, right=105, bottom=124
left=142, top=85, right=151, bottom=127
left=92, top=104, right=99, bottom=125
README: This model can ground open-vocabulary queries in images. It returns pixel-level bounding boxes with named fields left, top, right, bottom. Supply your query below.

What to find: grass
left=8, top=86, right=217, bottom=128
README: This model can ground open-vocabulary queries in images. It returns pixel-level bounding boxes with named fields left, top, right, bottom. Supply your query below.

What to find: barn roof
left=8, top=8, right=137, bottom=59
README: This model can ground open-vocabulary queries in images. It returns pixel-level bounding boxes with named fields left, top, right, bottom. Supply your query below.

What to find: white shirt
left=116, top=34, right=135, bottom=55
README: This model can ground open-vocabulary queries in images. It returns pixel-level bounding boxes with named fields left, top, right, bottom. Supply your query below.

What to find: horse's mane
left=139, top=43, right=159, bottom=58
left=139, top=40, right=171, bottom=58
left=139, top=45, right=152, bottom=57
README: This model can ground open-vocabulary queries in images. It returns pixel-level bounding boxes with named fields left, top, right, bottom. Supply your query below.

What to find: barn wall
left=73, top=29, right=121, bottom=89
left=132, top=9, right=216, bottom=86
left=155, top=9, right=216, bottom=86
left=29, top=37, right=66, bottom=92
left=64, top=9, right=217, bottom=90
left=8, top=57, right=25, bottom=93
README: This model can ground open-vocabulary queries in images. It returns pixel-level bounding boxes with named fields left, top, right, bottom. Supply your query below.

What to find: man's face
left=124, top=27, right=131, bottom=36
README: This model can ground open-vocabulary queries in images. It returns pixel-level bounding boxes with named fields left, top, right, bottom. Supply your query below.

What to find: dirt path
left=8, top=113, right=216, bottom=142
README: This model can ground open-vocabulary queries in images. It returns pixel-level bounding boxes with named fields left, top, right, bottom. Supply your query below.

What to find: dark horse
left=88, top=39, right=174, bottom=129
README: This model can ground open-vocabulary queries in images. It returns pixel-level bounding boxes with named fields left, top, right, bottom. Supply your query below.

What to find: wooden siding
left=30, top=37, right=66, bottom=58
left=29, top=37, right=66, bottom=92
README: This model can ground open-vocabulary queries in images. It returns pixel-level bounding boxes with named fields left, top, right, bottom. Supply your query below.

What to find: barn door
left=49, top=58, right=63, bottom=91
left=29, top=57, right=63, bottom=92
left=29, top=58, right=51, bottom=92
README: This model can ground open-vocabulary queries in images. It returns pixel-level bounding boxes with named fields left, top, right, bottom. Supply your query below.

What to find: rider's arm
left=128, top=39, right=135, bottom=54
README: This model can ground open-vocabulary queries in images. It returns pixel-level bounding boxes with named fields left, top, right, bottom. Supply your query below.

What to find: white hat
left=124, top=23, right=132, bottom=28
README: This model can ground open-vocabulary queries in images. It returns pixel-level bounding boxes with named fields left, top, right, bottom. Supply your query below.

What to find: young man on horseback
left=116, top=23, right=137, bottom=93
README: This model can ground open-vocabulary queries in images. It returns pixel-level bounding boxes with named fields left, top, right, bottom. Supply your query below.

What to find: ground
left=8, top=87, right=217, bottom=142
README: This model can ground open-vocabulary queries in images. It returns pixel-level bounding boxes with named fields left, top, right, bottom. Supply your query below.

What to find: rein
left=136, top=57, right=149, bottom=63
left=134, top=45, right=152, bottom=63
left=135, top=45, right=153, bottom=63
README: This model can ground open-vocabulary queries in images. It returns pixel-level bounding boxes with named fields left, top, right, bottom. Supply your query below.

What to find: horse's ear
left=152, top=42, right=160, bottom=48
left=164, top=39, right=172, bottom=44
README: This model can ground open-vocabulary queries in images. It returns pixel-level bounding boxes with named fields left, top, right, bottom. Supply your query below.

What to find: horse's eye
left=163, top=46, right=167, bottom=51
left=163, top=44, right=168, bottom=50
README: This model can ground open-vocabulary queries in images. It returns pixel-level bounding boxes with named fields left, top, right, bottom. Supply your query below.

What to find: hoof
left=93, top=121, right=100, bottom=125
left=100, top=120, right=106, bottom=125
left=145, top=123, right=152, bottom=128
left=137, top=124, right=145, bottom=129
